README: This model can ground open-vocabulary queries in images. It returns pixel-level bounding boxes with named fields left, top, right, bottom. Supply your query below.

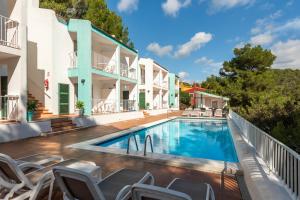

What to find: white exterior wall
left=0, top=0, right=28, bottom=121
left=138, top=58, right=170, bottom=110
left=27, top=0, right=75, bottom=115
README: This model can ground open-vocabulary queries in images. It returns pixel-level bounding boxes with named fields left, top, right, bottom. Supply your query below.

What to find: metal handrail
left=230, top=110, right=300, bottom=199
left=143, top=135, right=154, bottom=156
left=126, top=134, right=139, bottom=154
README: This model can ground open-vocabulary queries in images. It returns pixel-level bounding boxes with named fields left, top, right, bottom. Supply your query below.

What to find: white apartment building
left=138, top=58, right=169, bottom=110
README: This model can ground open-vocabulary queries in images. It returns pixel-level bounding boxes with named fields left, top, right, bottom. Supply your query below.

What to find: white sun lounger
left=132, top=178, right=215, bottom=200
left=53, top=166, right=155, bottom=200
left=0, top=153, right=96, bottom=200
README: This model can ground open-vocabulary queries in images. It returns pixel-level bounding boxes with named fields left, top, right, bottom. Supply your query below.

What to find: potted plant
left=146, top=102, right=150, bottom=110
left=76, top=101, right=85, bottom=116
left=27, top=100, right=37, bottom=122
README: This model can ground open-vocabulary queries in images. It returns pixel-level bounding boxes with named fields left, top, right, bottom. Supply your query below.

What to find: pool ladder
left=126, top=134, right=139, bottom=154
left=126, top=134, right=154, bottom=156
left=143, top=135, right=154, bottom=156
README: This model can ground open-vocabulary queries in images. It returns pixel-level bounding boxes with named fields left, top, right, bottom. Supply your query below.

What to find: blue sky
left=107, top=0, right=300, bottom=82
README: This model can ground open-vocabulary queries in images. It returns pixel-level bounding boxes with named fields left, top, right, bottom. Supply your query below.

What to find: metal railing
left=143, top=135, right=154, bottom=156
left=120, top=63, right=136, bottom=79
left=68, top=51, right=77, bottom=68
left=120, top=100, right=136, bottom=112
left=0, top=95, right=19, bottom=121
left=127, top=134, right=139, bottom=154
left=92, top=53, right=117, bottom=74
left=0, top=15, right=19, bottom=49
left=230, top=110, right=299, bottom=199
left=92, top=99, right=116, bottom=114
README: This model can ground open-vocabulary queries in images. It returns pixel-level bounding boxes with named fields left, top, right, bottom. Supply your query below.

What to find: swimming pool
left=96, top=119, right=238, bottom=162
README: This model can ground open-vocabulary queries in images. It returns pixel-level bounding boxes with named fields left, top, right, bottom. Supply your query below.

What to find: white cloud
left=209, top=0, right=254, bottom=13
left=250, top=33, right=274, bottom=45
left=271, top=40, right=300, bottom=69
left=249, top=14, right=300, bottom=47
left=286, top=0, right=294, bottom=6
left=117, top=0, right=139, bottom=13
left=178, top=71, right=190, bottom=80
left=174, top=32, right=212, bottom=58
left=146, top=43, right=173, bottom=57
left=194, top=57, right=222, bottom=68
left=162, top=0, right=191, bottom=17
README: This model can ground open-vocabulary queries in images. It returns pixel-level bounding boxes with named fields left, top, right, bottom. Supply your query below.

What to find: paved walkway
left=0, top=112, right=242, bottom=200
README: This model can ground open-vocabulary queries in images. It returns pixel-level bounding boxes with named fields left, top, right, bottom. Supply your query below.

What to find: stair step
left=51, top=121, right=75, bottom=128
left=52, top=125, right=77, bottom=132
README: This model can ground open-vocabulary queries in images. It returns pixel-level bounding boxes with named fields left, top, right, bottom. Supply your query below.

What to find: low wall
left=145, top=109, right=168, bottom=116
left=73, top=111, right=144, bottom=127
left=0, top=121, right=51, bottom=143
left=228, top=113, right=293, bottom=200
left=0, top=112, right=144, bottom=143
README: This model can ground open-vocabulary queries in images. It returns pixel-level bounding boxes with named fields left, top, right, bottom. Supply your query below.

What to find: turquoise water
left=96, top=119, right=238, bottom=162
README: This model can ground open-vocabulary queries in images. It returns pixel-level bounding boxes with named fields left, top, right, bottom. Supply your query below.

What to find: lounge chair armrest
left=18, top=162, right=43, bottom=171
left=131, top=183, right=192, bottom=200
left=116, top=185, right=131, bottom=200
left=17, top=154, right=63, bottom=165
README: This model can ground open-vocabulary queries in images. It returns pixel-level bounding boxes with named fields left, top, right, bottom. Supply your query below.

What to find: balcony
left=120, top=100, right=136, bottom=112
left=92, top=98, right=116, bottom=114
left=93, top=53, right=117, bottom=74
left=0, top=15, right=19, bottom=49
left=120, top=63, right=136, bottom=79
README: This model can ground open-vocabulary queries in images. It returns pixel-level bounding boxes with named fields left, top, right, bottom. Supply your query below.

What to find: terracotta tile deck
left=0, top=112, right=242, bottom=200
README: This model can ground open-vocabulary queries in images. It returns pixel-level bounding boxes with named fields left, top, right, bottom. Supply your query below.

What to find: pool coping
left=67, top=117, right=240, bottom=175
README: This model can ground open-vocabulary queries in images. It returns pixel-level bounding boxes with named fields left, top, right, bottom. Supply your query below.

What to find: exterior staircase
left=50, top=118, right=78, bottom=132
left=27, top=93, right=54, bottom=120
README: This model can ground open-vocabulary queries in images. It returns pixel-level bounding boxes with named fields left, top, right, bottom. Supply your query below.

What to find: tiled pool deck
left=0, top=112, right=242, bottom=200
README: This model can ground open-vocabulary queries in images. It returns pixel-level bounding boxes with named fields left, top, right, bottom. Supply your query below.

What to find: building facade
left=0, top=0, right=178, bottom=123
left=138, top=58, right=170, bottom=110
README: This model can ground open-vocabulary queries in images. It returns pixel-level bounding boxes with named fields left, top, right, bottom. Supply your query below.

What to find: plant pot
left=27, top=111, right=34, bottom=122
left=78, top=109, right=84, bottom=116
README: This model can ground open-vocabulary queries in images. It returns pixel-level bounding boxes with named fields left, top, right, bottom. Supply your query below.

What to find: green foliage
left=40, top=0, right=134, bottom=48
left=75, top=101, right=85, bottom=109
left=221, top=44, right=276, bottom=76
left=180, top=90, right=190, bottom=107
left=202, top=44, right=300, bottom=153
left=27, top=101, right=37, bottom=112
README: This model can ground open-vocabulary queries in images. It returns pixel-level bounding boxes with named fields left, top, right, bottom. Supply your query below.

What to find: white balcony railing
left=0, top=95, right=19, bottom=121
left=93, top=53, right=117, bottom=74
left=230, top=110, right=299, bottom=199
left=92, top=99, right=116, bottom=114
left=120, top=63, right=136, bottom=79
left=69, top=51, right=77, bottom=68
left=120, top=100, right=136, bottom=112
left=0, top=15, right=19, bottom=49
left=162, top=101, right=169, bottom=109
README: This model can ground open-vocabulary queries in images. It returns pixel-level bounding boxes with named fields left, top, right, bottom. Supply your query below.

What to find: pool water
left=96, top=119, right=238, bottom=162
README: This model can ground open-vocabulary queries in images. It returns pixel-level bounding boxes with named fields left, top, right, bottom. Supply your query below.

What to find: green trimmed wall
left=169, top=73, right=176, bottom=108
left=68, top=19, right=92, bottom=115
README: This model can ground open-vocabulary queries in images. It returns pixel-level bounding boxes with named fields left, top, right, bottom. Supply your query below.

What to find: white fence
left=0, top=95, right=19, bottom=121
left=120, top=63, right=136, bottom=79
left=230, top=110, right=299, bottom=200
left=92, top=53, right=117, bottom=74
left=0, top=15, right=19, bottom=49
